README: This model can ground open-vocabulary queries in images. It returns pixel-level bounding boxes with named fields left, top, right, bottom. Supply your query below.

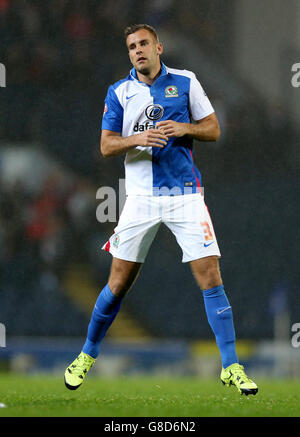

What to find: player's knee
left=108, top=275, right=134, bottom=297
left=108, top=278, right=133, bottom=298
left=108, top=259, right=141, bottom=298
left=201, top=275, right=222, bottom=290
left=194, top=263, right=222, bottom=290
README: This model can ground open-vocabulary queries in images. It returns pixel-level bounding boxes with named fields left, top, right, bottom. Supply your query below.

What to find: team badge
left=113, top=234, right=120, bottom=248
left=165, top=85, right=178, bottom=98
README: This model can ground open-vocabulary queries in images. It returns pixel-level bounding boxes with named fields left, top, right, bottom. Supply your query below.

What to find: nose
left=136, top=45, right=142, bottom=55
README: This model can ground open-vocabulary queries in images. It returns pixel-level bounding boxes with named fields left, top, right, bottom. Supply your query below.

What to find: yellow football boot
left=220, top=363, right=258, bottom=396
left=64, top=351, right=96, bottom=390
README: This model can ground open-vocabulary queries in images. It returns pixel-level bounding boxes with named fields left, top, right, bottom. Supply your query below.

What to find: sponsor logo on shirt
left=145, top=104, right=164, bottom=121
left=133, top=104, right=165, bottom=132
left=134, top=121, right=158, bottom=132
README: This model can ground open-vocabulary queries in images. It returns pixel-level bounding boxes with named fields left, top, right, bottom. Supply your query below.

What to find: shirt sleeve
left=189, top=73, right=214, bottom=121
left=101, top=85, right=123, bottom=133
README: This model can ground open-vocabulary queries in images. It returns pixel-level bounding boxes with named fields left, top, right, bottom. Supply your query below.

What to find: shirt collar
left=130, top=61, right=168, bottom=82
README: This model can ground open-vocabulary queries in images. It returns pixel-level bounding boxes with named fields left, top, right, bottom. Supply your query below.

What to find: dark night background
left=0, top=0, right=299, bottom=344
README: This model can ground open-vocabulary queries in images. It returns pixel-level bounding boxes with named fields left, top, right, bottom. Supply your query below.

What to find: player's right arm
left=100, top=129, right=168, bottom=157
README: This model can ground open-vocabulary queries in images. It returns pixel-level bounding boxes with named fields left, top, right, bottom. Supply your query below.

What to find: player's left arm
left=156, top=112, right=220, bottom=142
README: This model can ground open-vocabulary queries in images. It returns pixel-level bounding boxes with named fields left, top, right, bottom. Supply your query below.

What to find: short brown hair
left=124, top=24, right=159, bottom=42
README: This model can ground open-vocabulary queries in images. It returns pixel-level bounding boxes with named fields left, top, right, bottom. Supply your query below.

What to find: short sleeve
left=101, top=85, right=124, bottom=133
left=189, top=73, right=214, bottom=121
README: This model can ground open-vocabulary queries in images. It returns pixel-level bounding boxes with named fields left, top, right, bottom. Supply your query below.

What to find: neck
left=136, top=62, right=162, bottom=85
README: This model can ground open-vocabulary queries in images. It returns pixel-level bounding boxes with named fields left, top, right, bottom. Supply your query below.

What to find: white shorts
left=102, top=193, right=221, bottom=263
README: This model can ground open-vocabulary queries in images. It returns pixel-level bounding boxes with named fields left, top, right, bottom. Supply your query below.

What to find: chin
left=136, top=66, right=150, bottom=75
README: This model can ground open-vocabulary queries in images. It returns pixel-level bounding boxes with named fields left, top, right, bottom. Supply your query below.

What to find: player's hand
left=136, top=128, right=168, bottom=148
left=156, top=120, right=188, bottom=138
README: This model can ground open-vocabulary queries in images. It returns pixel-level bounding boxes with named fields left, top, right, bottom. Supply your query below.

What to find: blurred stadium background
left=0, top=0, right=299, bottom=380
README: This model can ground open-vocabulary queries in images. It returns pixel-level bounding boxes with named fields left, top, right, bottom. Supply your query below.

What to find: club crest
left=113, top=234, right=120, bottom=248
left=165, top=85, right=178, bottom=98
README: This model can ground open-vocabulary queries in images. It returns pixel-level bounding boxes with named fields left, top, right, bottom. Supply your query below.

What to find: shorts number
left=201, top=221, right=213, bottom=241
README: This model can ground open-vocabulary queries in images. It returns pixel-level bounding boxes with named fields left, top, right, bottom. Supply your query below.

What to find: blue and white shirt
left=101, top=62, right=214, bottom=196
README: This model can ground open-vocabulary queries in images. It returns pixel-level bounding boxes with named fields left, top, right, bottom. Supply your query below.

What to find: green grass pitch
left=0, top=373, right=299, bottom=417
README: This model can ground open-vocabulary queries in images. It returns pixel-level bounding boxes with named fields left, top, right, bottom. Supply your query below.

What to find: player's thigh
left=163, top=193, right=221, bottom=263
left=108, top=257, right=142, bottom=297
left=103, top=195, right=161, bottom=263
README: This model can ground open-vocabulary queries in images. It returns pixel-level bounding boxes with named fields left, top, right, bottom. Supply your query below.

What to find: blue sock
left=202, top=285, right=238, bottom=369
left=82, top=284, right=122, bottom=359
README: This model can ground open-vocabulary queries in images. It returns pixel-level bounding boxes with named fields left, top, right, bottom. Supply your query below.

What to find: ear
left=157, top=42, right=163, bottom=56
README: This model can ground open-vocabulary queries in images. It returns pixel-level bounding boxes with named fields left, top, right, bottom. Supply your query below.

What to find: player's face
left=126, top=29, right=163, bottom=76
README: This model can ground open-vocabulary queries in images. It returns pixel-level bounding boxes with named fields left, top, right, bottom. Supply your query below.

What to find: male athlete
left=64, top=24, right=258, bottom=396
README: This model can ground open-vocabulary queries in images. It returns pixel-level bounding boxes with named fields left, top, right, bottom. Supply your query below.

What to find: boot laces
left=231, top=365, right=251, bottom=384
left=70, top=354, right=93, bottom=376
